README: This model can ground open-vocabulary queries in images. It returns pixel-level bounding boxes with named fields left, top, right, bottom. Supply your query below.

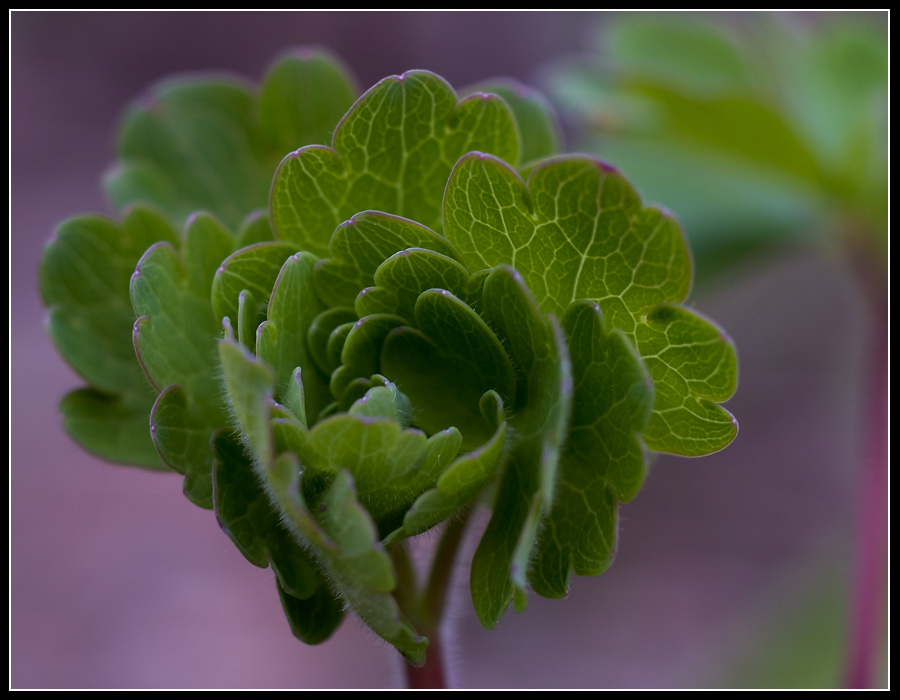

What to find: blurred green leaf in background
left=548, top=12, right=887, bottom=290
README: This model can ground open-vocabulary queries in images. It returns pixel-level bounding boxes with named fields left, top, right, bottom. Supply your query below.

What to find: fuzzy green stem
left=393, top=512, right=473, bottom=689
left=422, top=513, right=470, bottom=626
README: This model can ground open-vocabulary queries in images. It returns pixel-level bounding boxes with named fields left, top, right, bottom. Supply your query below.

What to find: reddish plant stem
left=842, top=307, right=888, bottom=688
left=397, top=513, right=472, bottom=689
left=405, top=635, right=448, bottom=689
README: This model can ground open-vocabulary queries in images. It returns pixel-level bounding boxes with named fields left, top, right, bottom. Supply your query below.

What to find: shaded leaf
left=218, top=325, right=277, bottom=469
left=315, top=211, right=461, bottom=310
left=561, top=300, right=653, bottom=502
left=259, top=49, right=358, bottom=156
left=364, top=248, right=471, bottom=322
left=307, top=307, right=358, bottom=377
left=42, top=208, right=177, bottom=394
left=530, top=300, right=653, bottom=599
left=284, top=368, right=309, bottom=428
left=213, top=430, right=320, bottom=600
left=466, top=79, right=561, bottom=163
left=385, top=391, right=507, bottom=545
left=255, top=252, right=330, bottom=419
left=106, top=51, right=357, bottom=230
left=59, top=387, right=166, bottom=470
left=149, top=386, right=215, bottom=507
left=131, top=213, right=234, bottom=502
left=470, top=266, right=572, bottom=628
left=107, top=80, right=266, bottom=229
left=41, top=207, right=178, bottom=468
left=381, top=289, right=517, bottom=450
left=235, top=210, right=276, bottom=248
left=330, top=315, right=406, bottom=400
left=277, top=579, right=345, bottom=646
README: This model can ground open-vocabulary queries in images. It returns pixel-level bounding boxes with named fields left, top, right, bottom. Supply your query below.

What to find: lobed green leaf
left=149, top=386, right=215, bottom=506
left=256, top=252, right=330, bottom=419
left=635, top=304, right=738, bottom=455
left=131, top=213, right=234, bottom=504
left=280, top=463, right=428, bottom=665
left=218, top=325, right=277, bottom=470
left=315, top=211, right=461, bottom=310
left=444, top=152, right=737, bottom=455
left=212, top=425, right=345, bottom=645
left=212, top=430, right=322, bottom=602
left=470, top=265, right=572, bottom=627
left=465, top=79, right=562, bottom=164
left=271, top=70, right=520, bottom=255
left=362, top=248, right=471, bottom=322
left=272, top=404, right=460, bottom=537
left=385, top=391, right=508, bottom=545
left=382, top=289, right=518, bottom=451
left=58, top=388, right=167, bottom=470
left=211, top=242, right=300, bottom=328
left=530, top=300, right=653, bottom=599
left=41, top=207, right=178, bottom=468
left=330, top=316, right=406, bottom=401
left=106, top=51, right=357, bottom=230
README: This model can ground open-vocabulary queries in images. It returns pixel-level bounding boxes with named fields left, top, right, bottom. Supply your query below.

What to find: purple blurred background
left=11, top=11, right=878, bottom=689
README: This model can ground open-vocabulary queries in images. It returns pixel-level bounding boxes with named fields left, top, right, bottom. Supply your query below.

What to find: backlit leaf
left=444, top=153, right=737, bottom=455
left=271, top=70, right=519, bottom=255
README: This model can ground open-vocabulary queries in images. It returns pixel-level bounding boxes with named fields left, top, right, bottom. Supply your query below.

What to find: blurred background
left=11, top=11, right=888, bottom=689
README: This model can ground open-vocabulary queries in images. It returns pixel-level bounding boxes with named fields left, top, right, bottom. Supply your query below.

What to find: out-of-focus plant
left=40, top=46, right=740, bottom=688
left=549, top=13, right=887, bottom=290
left=547, top=12, right=887, bottom=688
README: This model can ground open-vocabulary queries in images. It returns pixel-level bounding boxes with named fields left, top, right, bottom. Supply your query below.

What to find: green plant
left=40, top=48, right=738, bottom=688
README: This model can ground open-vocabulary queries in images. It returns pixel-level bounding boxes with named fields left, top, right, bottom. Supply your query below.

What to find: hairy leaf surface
left=270, top=460, right=429, bottom=664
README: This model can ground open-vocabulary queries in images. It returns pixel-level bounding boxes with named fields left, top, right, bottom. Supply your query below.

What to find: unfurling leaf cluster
left=40, top=49, right=737, bottom=665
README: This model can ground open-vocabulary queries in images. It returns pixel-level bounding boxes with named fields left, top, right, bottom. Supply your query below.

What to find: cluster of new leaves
left=41, top=50, right=737, bottom=665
